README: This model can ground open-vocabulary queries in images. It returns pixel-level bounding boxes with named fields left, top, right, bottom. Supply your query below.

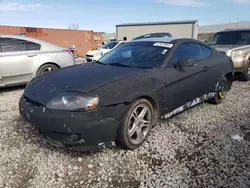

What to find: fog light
left=70, top=134, right=80, bottom=141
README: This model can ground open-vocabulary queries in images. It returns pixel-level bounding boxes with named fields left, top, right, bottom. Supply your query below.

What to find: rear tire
left=209, top=76, right=228, bottom=105
left=117, top=99, right=155, bottom=150
left=239, top=60, right=250, bottom=82
left=36, top=64, right=58, bottom=76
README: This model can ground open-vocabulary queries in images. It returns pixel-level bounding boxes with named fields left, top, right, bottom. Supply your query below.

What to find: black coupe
left=19, top=38, right=234, bottom=151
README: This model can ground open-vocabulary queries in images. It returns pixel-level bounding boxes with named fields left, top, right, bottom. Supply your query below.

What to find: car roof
left=129, top=37, right=189, bottom=44
left=128, top=37, right=209, bottom=47
left=217, top=28, right=250, bottom=33
left=138, top=32, right=171, bottom=36
left=0, top=34, right=62, bottom=49
left=130, top=37, right=175, bottom=42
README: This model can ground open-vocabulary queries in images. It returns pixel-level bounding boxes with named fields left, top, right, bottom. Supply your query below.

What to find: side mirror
left=204, top=40, right=208, bottom=43
left=176, top=58, right=194, bottom=67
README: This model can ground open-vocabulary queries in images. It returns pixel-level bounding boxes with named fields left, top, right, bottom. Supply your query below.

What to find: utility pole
left=236, top=18, right=239, bottom=28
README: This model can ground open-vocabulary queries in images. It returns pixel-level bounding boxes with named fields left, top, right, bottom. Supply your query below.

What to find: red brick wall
left=0, top=25, right=103, bottom=57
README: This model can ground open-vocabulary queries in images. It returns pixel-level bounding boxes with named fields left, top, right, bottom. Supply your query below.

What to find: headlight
left=46, top=92, right=99, bottom=111
left=93, top=53, right=102, bottom=60
left=231, top=49, right=249, bottom=59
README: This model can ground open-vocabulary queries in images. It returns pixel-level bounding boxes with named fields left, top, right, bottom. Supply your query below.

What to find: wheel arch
left=39, top=62, right=61, bottom=69
left=224, top=72, right=234, bottom=90
left=134, top=95, right=160, bottom=121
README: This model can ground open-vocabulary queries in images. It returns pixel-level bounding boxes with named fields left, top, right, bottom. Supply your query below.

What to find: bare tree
left=68, top=23, right=79, bottom=30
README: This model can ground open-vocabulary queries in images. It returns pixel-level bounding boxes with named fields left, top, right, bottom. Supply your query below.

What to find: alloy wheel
left=218, top=80, right=227, bottom=100
left=247, top=61, right=250, bottom=78
left=42, top=67, right=55, bottom=74
left=127, top=104, right=152, bottom=145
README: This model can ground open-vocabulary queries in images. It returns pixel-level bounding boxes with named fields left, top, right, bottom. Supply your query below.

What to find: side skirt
left=162, top=92, right=216, bottom=119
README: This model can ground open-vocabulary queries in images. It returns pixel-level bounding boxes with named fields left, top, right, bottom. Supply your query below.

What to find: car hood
left=24, top=63, right=144, bottom=105
left=86, top=49, right=102, bottom=56
left=210, top=44, right=250, bottom=52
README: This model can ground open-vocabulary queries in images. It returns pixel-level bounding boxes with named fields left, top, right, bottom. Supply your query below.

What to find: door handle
left=203, top=66, right=209, bottom=72
left=27, top=54, right=37, bottom=57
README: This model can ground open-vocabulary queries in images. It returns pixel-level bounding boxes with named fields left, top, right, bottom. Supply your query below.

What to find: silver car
left=0, top=34, right=76, bottom=88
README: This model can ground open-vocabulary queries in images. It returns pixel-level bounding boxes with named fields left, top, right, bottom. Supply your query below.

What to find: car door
left=197, top=44, right=218, bottom=93
left=0, top=37, right=41, bottom=86
left=163, top=42, right=211, bottom=114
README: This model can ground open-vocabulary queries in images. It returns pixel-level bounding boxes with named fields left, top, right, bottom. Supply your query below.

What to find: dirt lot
left=0, top=81, right=250, bottom=188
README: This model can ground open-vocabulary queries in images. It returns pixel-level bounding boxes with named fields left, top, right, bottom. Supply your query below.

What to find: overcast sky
left=0, top=0, right=249, bottom=32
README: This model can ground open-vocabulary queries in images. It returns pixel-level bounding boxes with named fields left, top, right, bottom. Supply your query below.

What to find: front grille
left=219, top=51, right=226, bottom=55
left=86, top=55, right=93, bottom=58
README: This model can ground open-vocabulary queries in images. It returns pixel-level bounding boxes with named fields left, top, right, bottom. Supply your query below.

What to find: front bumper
left=86, top=56, right=95, bottom=62
left=19, top=95, right=128, bottom=151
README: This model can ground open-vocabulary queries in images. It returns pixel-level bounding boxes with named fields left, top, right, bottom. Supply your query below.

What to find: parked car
left=85, top=41, right=125, bottom=62
left=132, top=32, right=172, bottom=40
left=19, top=37, right=234, bottom=151
left=207, top=28, right=250, bottom=81
left=0, top=35, right=76, bottom=88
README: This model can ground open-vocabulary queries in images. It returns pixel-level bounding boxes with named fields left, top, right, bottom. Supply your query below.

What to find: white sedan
left=86, top=41, right=125, bottom=62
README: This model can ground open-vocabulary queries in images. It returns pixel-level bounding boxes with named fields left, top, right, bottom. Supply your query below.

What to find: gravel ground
left=0, top=81, right=249, bottom=188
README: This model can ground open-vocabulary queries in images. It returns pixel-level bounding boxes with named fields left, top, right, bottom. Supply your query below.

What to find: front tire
left=209, top=76, right=228, bottom=104
left=117, top=99, right=155, bottom=150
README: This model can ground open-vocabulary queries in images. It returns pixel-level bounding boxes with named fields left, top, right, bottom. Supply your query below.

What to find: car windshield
left=101, top=41, right=118, bottom=49
left=97, top=41, right=171, bottom=69
left=208, top=30, right=250, bottom=45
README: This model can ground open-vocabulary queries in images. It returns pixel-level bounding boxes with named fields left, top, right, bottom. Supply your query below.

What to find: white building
left=116, top=20, right=199, bottom=41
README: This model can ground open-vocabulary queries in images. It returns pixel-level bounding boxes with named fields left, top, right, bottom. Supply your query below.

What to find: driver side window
left=170, top=42, right=203, bottom=65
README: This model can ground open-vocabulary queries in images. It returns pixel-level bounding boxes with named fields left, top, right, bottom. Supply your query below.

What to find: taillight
left=64, top=49, right=73, bottom=54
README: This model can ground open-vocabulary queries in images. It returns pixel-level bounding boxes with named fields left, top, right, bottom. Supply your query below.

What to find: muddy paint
left=163, top=92, right=216, bottom=119
left=19, top=38, right=234, bottom=151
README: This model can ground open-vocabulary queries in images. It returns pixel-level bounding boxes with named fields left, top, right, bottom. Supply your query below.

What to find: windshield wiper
left=108, top=62, right=132, bottom=68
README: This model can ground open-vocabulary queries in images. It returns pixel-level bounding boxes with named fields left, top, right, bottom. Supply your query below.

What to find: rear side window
left=235, top=31, right=250, bottom=45
left=170, top=42, right=203, bottom=65
left=151, top=33, right=172, bottom=38
left=133, top=33, right=172, bottom=40
left=0, top=38, right=41, bottom=52
left=133, top=35, right=151, bottom=40
left=27, top=41, right=41, bottom=50
left=101, top=41, right=118, bottom=49
left=199, top=44, right=212, bottom=59
left=117, top=42, right=125, bottom=47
